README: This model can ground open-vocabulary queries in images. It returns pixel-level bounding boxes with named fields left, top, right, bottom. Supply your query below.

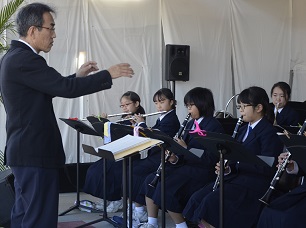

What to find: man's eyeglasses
left=36, top=26, right=55, bottom=32
left=120, top=102, right=133, bottom=108
left=236, top=104, right=253, bottom=110
left=185, top=103, right=195, bottom=109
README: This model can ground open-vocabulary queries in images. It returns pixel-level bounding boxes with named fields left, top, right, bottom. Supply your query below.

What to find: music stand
left=91, top=122, right=105, bottom=138
left=86, top=115, right=109, bottom=126
left=137, top=128, right=195, bottom=228
left=191, top=131, right=269, bottom=228
left=58, top=118, right=101, bottom=216
left=82, top=123, right=144, bottom=228
left=83, top=134, right=162, bottom=228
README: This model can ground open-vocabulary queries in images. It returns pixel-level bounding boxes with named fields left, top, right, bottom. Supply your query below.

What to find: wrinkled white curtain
left=291, top=0, right=306, bottom=101
left=231, top=0, right=292, bottom=96
left=1, top=0, right=306, bottom=164
left=162, top=0, right=232, bottom=121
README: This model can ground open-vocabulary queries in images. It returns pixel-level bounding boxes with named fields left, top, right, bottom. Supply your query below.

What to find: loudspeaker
left=165, top=44, right=190, bottom=81
left=0, top=169, right=15, bottom=227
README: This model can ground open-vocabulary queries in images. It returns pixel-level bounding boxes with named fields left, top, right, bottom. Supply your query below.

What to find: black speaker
left=0, top=169, right=15, bottom=227
left=165, top=44, right=190, bottom=81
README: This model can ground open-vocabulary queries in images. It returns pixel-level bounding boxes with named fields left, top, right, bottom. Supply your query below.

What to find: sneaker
left=78, top=200, right=95, bottom=213
left=106, top=199, right=123, bottom=213
left=95, top=199, right=110, bottom=210
left=112, top=208, right=148, bottom=228
left=128, top=210, right=148, bottom=227
left=138, top=222, right=157, bottom=228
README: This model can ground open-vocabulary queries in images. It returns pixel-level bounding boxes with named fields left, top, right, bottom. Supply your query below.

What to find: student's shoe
left=95, top=199, right=110, bottom=210
left=106, top=199, right=123, bottom=213
left=138, top=222, right=157, bottom=228
left=112, top=208, right=148, bottom=228
left=128, top=210, right=148, bottom=227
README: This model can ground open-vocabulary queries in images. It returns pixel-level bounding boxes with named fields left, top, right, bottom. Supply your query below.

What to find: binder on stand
left=191, top=131, right=270, bottom=228
left=83, top=124, right=163, bottom=228
left=58, top=118, right=101, bottom=217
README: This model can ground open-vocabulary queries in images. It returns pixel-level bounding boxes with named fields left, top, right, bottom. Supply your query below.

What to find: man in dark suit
left=0, top=2, right=134, bottom=228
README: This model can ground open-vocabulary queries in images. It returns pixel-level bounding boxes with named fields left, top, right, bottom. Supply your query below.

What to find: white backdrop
left=1, top=0, right=306, bottom=163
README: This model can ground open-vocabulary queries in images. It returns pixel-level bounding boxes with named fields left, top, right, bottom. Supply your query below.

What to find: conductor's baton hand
left=108, top=63, right=134, bottom=79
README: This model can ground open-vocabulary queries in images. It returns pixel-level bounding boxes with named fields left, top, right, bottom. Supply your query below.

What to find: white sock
left=176, top=221, right=188, bottom=228
left=135, top=205, right=145, bottom=213
left=147, top=217, right=158, bottom=227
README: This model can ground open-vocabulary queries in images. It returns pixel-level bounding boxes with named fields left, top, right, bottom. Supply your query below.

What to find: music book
left=83, top=135, right=163, bottom=161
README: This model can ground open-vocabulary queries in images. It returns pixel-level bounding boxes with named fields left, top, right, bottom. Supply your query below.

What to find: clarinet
left=212, top=116, right=243, bottom=191
left=149, top=113, right=191, bottom=188
left=259, top=149, right=291, bottom=205
left=259, top=119, right=306, bottom=205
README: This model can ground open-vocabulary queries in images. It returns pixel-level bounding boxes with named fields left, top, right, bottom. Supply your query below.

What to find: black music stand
left=91, top=122, right=105, bottom=138
left=137, top=128, right=196, bottom=228
left=81, top=123, right=140, bottom=228
left=58, top=118, right=101, bottom=216
left=191, top=131, right=269, bottom=228
left=86, top=115, right=109, bottom=126
left=83, top=134, right=162, bottom=228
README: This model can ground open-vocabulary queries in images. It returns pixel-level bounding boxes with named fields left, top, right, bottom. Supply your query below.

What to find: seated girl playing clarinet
left=183, top=86, right=284, bottom=228
left=257, top=150, right=306, bottom=228
left=137, top=87, right=224, bottom=228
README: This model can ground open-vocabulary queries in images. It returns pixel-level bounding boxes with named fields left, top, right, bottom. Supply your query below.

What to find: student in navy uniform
left=113, top=88, right=181, bottom=226
left=270, top=81, right=300, bottom=126
left=137, top=87, right=224, bottom=228
left=183, top=86, right=284, bottom=228
left=257, top=151, right=306, bottom=228
left=83, top=91, right=145, bottom=212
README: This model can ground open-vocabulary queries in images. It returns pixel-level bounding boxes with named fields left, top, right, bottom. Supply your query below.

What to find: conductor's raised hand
left=108, top=63, right=134, bottom=79
left=76, top=61, right=99, bottom=77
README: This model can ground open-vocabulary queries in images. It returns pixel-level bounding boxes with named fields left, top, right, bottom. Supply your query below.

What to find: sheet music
left=96, top=135, right=151, bottom=155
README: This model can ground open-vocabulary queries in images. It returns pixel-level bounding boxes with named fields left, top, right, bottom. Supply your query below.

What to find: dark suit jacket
left=231, top=117, right=284, bottom=190
left=0, top=40, right=114, bottom=168
left=270, top=103, right=300, bottom=126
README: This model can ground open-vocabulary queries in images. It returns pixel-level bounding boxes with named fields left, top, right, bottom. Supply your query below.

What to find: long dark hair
left=238, top=86, right=272, bottom=122
left=153, top=88, right=176, bottom=109
left=184, top=87, right=215, bottom=117
left=120, top=91, right=145, bottom=115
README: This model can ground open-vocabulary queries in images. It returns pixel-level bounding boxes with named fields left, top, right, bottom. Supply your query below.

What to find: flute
left=116, top=111, right=167, bottom=122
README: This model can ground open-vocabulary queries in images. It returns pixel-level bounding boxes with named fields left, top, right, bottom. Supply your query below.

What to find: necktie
left=156, top=118, right=161, bottom=125
left=248, top=126, right=253, bottom=136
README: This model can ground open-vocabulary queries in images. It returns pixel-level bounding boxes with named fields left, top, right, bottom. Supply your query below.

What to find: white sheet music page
left=96, top=135, right=151, bottom=155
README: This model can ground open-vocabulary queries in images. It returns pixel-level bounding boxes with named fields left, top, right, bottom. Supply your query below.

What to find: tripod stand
left=58, top=118, right=101, bottom=216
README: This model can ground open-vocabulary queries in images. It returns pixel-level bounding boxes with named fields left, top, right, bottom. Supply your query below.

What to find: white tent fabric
left=0, top=0, right=306, bottom=163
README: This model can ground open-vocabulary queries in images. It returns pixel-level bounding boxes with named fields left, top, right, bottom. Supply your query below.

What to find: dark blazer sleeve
left=152, top=110, right=180, bottom=138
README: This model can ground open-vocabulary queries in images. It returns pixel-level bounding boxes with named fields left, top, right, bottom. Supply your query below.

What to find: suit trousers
left=11, top=166, right=59, bottom=228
